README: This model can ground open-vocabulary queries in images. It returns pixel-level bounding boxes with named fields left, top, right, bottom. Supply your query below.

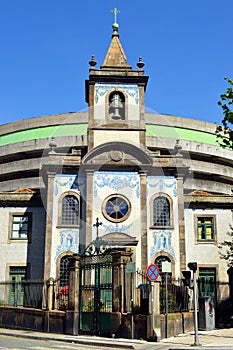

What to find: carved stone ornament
left=110, top=150, right=123, bottom=162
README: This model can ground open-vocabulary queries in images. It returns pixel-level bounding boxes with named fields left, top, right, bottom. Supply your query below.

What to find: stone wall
left=160, top=312, right=194, bottom=339
left=0, top=306, right=65, bottom=334
left=0, top=306, right=194, bottom=340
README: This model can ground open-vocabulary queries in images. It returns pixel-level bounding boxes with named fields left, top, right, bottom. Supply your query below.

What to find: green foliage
left=218, top=226, right=233, bottom=268
left=160, top=287, right=178, bottom=313
left=132, top=304, right=141, bottom=314
left=216, top=77, right=233, bottom=149
left=84, top=299, right=94, bottom=312
left=83, top=299, right=106, bottom=312
left=57, top=301, right=68, bottom=311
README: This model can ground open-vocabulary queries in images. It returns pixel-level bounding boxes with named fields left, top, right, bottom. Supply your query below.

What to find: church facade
left=0, top=19, right=232, bottom=312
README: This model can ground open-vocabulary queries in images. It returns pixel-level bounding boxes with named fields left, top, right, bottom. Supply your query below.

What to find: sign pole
left=165, top=272, right=168, bottom=338
left=188, top=262, right=199, bottom=346
left=146, top=263, right=160, bottom=340
left=131, top=271, right=134, bottom=339
left=193, top=270, right=199, bottom=346
left=151, top=281, right=155, bottom=337
left=126, top=262, right=136, bottom=339
left=161, top=261, right=172, bottom=339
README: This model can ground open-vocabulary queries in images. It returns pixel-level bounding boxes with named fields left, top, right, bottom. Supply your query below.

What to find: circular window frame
left=102, top=194, right=131, bottom=223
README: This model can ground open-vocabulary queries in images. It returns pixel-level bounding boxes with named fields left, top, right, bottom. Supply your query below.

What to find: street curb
left=0, top=330, right=137, bottom=349
left=169, top=348, right=233, bottom=350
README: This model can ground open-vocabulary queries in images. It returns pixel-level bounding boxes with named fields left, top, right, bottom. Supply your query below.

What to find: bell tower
left=85, top=8, right=149, bottom=151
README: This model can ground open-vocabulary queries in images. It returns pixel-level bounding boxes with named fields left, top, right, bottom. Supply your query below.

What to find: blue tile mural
left=94, top=171, right=140, bottom=197
left=95, top=84, right=139, bottom=104
left=54, top=175, right=79, bottom=196
left=56, top=229, right=79, bottom=258
left=150, top=230, right=175, bottom=260
left=147, top=176, right=177, bottom=197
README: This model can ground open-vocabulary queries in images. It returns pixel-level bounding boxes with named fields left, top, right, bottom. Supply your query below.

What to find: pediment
left=102, top=232, right=138, bottom=246
left=82, top=142, right=152, bottom=167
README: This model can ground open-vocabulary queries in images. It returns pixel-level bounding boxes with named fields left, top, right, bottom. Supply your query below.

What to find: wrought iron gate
left=79, top=252, right=112, bottom=335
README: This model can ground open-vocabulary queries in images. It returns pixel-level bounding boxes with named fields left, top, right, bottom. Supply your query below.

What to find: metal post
left=165, top=272, right=168, bottom=338
left=131, top=272, right=134, bottom=339
left=151, top=281, right=155, bottom=337
left=193, top=270, right=199, bottom=346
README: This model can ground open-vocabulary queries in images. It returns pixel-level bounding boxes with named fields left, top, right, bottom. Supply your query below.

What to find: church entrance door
left=79, top=252, right=112, bottom=335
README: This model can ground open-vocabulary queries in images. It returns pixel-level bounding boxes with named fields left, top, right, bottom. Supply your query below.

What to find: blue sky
left=0, top=0, right=232, bottom=126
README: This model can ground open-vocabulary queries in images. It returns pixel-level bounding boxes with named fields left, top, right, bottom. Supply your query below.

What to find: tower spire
left=101, top=8, right=131, bottom=69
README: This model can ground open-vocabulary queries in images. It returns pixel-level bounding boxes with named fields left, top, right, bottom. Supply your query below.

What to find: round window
left=103, top=194, right=131, bottom=222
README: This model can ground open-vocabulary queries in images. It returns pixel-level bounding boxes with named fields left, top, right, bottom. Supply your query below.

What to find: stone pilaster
left=111, top=251, right=133, bottom=313
left=85, top=170, right=94, bottom=248
left=44, top=171, right=56, bottom=281
left=46, top=277, right=55, bottom=310
left=65, top=254, right=81, bottom=335
left=140, top=171, right=148, bottom=271
left=68, top=254, right=81, bottom=311
left=177, top=175, right=186, bottom=272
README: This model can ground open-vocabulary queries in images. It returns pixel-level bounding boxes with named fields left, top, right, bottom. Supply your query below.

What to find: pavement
left=0, top=326, right=233, bottom=349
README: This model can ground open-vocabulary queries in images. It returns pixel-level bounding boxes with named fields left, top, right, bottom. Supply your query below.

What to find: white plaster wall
left=92, top=171, right=142, bottom=269
left=0, top=206, right=46, bottom=281
left=147, top=176, right=180, bottom=277
left=0, top=207, right=28, bottom=281
left=185, top=208, right=232, bottom=282
left=94, top=83, right=140, bottom=121
left=50, top=175, right=80, bottom=278
left=93, top=130, right=140, bottom=148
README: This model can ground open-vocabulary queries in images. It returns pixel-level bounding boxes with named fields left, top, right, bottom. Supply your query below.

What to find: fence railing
left=159, top=277, right=189, bottom=313
left=135, top=272, right=189, bottom=314
left=54, top=280, right=69, bottom=311
left=0, top=276, right=230, bottom=317
left=0, top=280, right=45, bottom=308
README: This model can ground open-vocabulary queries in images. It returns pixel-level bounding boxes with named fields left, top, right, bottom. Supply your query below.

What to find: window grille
left=153, top=197, right=170, bottom=226
left=11, top=215, right=29, bottom=239
left=61, top=195, right=79, bottom=225
left=59, top=256, right=70, bottom=287
left=197, top=217, right=214, bottom=240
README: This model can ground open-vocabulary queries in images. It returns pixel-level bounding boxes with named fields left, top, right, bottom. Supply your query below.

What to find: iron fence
left=54, top=281, right=69, bottom=311
left=135, top=273, right=190, bottom=314
left=0, top=280, right=45, bottom=308
left=0, top=274, right=230, bottom=321
left=159, top=277, right=189, bottom=313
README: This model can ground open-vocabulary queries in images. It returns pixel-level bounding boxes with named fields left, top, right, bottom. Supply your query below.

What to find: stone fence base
left=160, top=312, right=194, bottom=339
left=0, top=306, right=66, bottom=334
left=0, top=306, right=194, bottom=340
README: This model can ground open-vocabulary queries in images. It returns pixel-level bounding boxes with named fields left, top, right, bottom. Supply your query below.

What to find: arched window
left=153, top=196, right=171, bottom=227
left=61, top=195, right=79, bottom=226
left=109, top=91, right=125, bottom=120
left=155, top=255, right=172, bottom=281
left=59, top=255, right=70, bottom=287
left=155, top=255, right=171, bottom=272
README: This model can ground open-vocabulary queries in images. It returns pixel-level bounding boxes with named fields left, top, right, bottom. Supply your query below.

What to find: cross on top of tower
left=111, top=7, right=120, bottom=24
left=111, top=8, right=120, bottom=33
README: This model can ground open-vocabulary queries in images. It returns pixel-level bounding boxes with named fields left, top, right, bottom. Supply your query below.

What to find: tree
left=218, top=226, right=233, bottom=268
left=216, top=77, right=233, bottom=149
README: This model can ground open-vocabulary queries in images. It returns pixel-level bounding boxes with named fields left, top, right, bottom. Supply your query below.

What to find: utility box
left=198, top=296, right=215, bottom=330
left=138, top=284, right=150, bottom=314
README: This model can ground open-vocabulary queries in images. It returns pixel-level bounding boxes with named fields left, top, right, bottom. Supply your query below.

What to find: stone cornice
left=185, top=194, right=233, bottom=208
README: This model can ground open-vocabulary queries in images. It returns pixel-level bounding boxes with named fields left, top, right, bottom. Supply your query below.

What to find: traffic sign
left=126, top=262, right=136, bottom=273
left=162, top=261, right=172, bottom=273
left=146, top=263, right=160, bottom=282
